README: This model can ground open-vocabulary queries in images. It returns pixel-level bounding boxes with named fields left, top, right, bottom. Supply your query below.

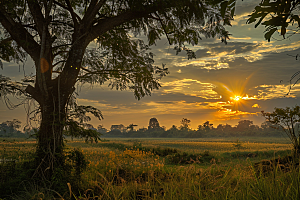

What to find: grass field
left=0, top=136, right=299, bottom=199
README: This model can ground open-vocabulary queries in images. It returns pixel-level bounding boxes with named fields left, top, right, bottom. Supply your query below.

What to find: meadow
left=0, top=136, right=299, bottom=199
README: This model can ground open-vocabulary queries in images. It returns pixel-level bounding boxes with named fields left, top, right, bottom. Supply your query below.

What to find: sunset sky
left=1, top=0, right=300, bottom=130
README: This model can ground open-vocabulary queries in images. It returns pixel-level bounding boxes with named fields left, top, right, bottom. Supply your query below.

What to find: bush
left=0, top=148, right=88, bottom=199
left=167, top=151, right=215, bottom=165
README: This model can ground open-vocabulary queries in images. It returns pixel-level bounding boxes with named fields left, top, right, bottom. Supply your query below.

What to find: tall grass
left=0, top=138, right=298, bottom=199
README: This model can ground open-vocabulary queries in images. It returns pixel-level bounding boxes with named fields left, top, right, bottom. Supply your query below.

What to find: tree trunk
left=34, top=93, right=67, bottom=180
left=294, top=142, right=300, bottom=159
left=25, top=27, right=86, bottom=180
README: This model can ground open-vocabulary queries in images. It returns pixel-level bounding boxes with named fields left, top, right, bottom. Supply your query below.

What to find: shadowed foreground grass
left=0, top=138, right=298, bottom=200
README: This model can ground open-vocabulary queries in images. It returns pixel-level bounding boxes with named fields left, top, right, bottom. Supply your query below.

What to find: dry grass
left=1, top=137, right=298, bottom=199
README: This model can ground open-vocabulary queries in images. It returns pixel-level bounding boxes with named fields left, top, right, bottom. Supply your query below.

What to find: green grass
left=0, top=136, right=298, bottom=199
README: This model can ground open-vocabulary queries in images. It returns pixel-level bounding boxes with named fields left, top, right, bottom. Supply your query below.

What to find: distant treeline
left=101, top=119, right=284, bottom=138
left=0, top=119, right=27, bottom=138
left=102, top=126, right=283, bottom=138
left=0, top=118, right=284, bottom=138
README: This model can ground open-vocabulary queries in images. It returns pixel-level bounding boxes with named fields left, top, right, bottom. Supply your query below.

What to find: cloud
left=253, top=83, right=300, bottom=100
left=230, top=36, right=252, bottom=40
left=252, top=104, right=260, bottom=108
left=167, top=41, right=264, bottom=71
left=215, top=109, right=259, bottom=121
left=202, top=62, right=229, bottom=70
left=161, top=78, right=220, bottom=99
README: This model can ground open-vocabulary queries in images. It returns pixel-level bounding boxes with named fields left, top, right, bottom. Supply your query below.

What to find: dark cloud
left=78, top=85, right=217, bottom=108
left=256, top=98, right=300, bottom=112
left=205, top=42, right=261, bottom=56
left=195, top=49, right=211, bottom=58
left=235, top=0, right=260, bottom=16
left=170, top=46, right=300, bottom=91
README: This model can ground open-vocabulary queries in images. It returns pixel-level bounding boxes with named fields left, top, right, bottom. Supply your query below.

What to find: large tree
left=0, top=0, right=234, bottom=179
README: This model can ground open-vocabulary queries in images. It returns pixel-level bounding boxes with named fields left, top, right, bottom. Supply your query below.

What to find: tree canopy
left=0, top=0, right=235, bottom=180
left=0, top=0, right=234, bottom=102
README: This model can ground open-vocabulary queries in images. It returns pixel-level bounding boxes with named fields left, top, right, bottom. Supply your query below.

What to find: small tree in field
left=148, top=118, right=160, bottom=130
left=262, top=106, right=300, bottom=156
left=180, top=118, right=191, bottom=130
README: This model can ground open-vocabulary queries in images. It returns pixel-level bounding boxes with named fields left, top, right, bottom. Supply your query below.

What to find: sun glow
left=230, top=94, right=257, bottom=103
left=232, top=95, right=241, bottom=101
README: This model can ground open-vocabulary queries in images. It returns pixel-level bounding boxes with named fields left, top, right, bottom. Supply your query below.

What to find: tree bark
left=29, top=36, right=85, bottom=180
left=34, top=92, right=67, bottom=180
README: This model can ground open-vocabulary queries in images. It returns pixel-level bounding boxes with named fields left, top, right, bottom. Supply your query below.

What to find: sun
left=233, top=96, right=242, bottom=101
left=232, top=95, right=242, bottom=102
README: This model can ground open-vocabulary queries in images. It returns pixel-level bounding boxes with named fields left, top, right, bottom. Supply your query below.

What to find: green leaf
left=264, top=27, right=277, bottom=42
left=247, top=17, right=256, bottom=24
left=262, top=17, right=283, bottom=26
left=220, top=1, right=228, bottom=18
left=148, top=29, right=161, bottom=46
left=291, top=15, right=300, bottom=26
left=255, top=13, right=268, bottom=28
left=281, top=27, right=286, bottom=36
left=230, top=6, right=235, bottom=18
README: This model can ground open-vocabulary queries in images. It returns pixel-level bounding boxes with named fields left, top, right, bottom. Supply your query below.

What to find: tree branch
left=0, top=6, right=40, bottom=62
left=51, top=20, right=74, bottom=28
left=0, top=37, right=12, bottom=45
left=53, top=0, right=81, bottom=22
left=87, top=4, right=165, bottom=43
left=27, top=0, right=46, bottom=36
left=155, top=13, right=171, bottom=45
left=81, top=0, right=106, bottom=28
left=53, top=60, right=66, bottom=67
left=65, top=0, right=79, bottom=29
left=53, top=50, right=68, bottom=57
left=23, top=24, right=38, bottom=31
left=25, top=85, right=42, bottom=104
left=52, top=43, right=72, bottom=50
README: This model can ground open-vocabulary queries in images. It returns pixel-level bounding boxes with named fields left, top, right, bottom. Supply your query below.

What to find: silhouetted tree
left=236, top=120, right=253, bottom=131
left=261, top=121, right=272, bottom=130
left=5, top=119, right=21, bottom=133
left=203, top=121, right=213, bottom=132
left=148, top=118, right=160, bottom=130
left=262, top=106, right=300, bottom=156
left=165, top=125, right=178, bottom=137
left=180, top=118, right=191, bottom=130
left=170, top=125, right=178, bottom=131
left=216, top=124, right=224, bottom=131
left=197, top=125, right=203, bottom=131
left=0, top=119, right=21, bottom=136
left=0, top=0, right=234, bottom=180
left=224, top=124, right=232, bottom=130
left=127, top=124, right=138, bottom=131
left=97, top=125, right=107, bottom=134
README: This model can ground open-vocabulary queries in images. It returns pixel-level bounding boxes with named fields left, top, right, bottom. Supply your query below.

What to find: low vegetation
left=0, top=137, right=298, bottom=199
